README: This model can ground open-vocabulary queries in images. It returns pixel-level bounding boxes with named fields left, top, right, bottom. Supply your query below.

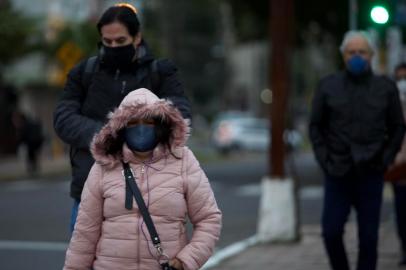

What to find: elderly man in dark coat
left=309, top=30, right=405, bottom=270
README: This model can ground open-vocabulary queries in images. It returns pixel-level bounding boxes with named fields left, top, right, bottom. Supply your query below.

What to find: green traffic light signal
left=370, top=5, right=389, bottom=24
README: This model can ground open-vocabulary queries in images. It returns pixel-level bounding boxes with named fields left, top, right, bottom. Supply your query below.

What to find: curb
left=202, top=235, right=259, bottom=269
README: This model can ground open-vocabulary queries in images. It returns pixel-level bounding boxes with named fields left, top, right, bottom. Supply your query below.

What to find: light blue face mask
left=124, top=124, right=158, bottom=152
left=347, top=55, right=369, bottom=76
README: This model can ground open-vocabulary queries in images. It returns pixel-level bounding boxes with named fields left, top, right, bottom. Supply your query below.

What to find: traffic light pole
left=349, top=0, right=358, bottom=30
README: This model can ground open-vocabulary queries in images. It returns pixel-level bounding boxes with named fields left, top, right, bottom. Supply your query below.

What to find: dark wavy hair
left=395, top=63, right=406, bottom=75
left=97, top=3, right=140, bottom=37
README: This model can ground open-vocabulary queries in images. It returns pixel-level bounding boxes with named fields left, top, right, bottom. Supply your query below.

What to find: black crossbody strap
left=125, top=178, right=133, bottom=211
left=122, top=162, right=161, bottom=246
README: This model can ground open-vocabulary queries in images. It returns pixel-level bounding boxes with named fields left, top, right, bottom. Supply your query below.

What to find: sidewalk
left=207, top=223, right=401, bottom=270
left=0, top=154, right=70, bottom=181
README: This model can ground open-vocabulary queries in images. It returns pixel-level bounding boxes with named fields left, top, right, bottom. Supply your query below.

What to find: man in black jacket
left=53, top=4, right=191, bottom=232
left=309, top=31, right=405, bottom=270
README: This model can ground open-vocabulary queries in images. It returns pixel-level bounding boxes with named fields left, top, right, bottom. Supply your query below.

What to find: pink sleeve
left=176, top=148, right=222, bottom=270
left=63, top=164, right=104, bottom=270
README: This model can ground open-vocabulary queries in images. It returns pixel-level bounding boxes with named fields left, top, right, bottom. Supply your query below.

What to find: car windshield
left=235, top=118, right=269, bottom=130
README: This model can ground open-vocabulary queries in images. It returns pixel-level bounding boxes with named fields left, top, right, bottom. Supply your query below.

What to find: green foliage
left=225, top=0, right=268, bottom=41
left=143, top=0, right=225, bottom=113
left=45, top=21, right=99, bottom=59
left=0, top=2, right=37, bottom=66
left=228, top=0, right=348, bottom=44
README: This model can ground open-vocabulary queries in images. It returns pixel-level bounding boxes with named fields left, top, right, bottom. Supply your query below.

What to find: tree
left=42, top=20, right=99, bottom=86
left=44, top=21, right=99, bottom=59
left=0, top=1, right=38, bottom=155
left=223, top=0, right=268, bottom=42
left=0, top=1, right=37, bottom=71
left=143, top=0, right=225, bottom=118
left=226, top=0, right=347, bottom=44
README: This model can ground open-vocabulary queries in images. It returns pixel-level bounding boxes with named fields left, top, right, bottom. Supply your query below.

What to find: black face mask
left=100, top=44, right=136, bottom=70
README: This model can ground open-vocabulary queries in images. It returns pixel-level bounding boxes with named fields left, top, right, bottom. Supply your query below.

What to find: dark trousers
left=70, top=199, right=80, bottom=234
left=26, top=144, right=41, bottom=173
left=393, top=183, right=406, bottom=254
left=322, top=171, right=383, bottom=270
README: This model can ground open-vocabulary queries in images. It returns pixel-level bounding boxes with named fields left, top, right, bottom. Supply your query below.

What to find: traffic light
left=358, top=0, right=393, bottom=29
left=370, top=5, right=390, bottom=24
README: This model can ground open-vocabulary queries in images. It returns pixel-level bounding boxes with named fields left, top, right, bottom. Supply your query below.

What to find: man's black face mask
left=100, top=43, right=136, bottom=70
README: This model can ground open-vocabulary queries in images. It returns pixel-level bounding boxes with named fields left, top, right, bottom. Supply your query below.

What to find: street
left=0, top=151, right=396, bottom=270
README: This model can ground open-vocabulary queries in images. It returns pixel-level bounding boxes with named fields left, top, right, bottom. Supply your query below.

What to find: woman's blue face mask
left=124, top=124, right=158, bottom=152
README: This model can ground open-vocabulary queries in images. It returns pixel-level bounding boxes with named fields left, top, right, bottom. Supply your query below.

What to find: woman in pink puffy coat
left=63, top=88, right=222, bottom=270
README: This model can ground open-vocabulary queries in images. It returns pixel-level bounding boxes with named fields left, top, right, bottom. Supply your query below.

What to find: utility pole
left=269, top=0, right=293, bottom=177
left=257, top=0, right=297, bottom=242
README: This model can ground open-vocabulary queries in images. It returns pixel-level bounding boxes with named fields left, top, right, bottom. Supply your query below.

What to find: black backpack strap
left=82, top=57, right=160, bottom=93
left=82, top=56, right=99, bottom=91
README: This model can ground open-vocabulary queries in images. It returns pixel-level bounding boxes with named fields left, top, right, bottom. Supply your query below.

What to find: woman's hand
left=169, top=258, right=183, bottom=270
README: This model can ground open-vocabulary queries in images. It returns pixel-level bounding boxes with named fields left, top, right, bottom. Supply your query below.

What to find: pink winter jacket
left=63, top=89, right=222, bottom=270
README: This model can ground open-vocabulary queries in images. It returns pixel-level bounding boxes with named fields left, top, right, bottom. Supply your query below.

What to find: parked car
left=211, top=112, right=302, bottom=154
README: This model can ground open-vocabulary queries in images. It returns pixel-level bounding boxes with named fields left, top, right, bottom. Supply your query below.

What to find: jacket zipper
left=140, top=165, right=146, bottom=204
left=114, top=69, right=120, bottom=80
left=137, top=165, right=146, bottom=269
left=121, top=80, right=127, bottom=94
left=141, top=165, right=145, bottom=177
left=137, top=210, right=140, bottom=269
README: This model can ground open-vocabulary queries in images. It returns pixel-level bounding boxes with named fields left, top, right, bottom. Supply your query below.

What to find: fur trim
left=90, top=89, right=190, bottom=168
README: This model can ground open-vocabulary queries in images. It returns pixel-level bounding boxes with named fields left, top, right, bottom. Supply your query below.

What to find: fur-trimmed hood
left=91, top=88, right=189, bottom=167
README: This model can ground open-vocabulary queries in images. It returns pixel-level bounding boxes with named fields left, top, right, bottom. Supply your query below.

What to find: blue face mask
left=124, top=124, right=158, bottom=152
left=346, top=55, right=369, bottom=76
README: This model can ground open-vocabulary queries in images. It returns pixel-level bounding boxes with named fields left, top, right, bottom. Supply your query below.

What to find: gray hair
left=339, top=30, right=375, bottom=54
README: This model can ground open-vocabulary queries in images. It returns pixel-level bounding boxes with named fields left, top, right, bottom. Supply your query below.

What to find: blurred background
left=0, top=0, right=350, bottom=159
left=2, top=0, right=405, bottom=160
left=0, top=0, right=405, bottom=269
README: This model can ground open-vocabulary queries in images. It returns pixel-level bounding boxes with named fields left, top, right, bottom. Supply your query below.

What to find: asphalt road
left=0, top=151, right=395, bottom=270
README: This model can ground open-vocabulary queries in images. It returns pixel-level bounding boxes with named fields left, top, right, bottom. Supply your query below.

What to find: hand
left=169, top=258, right=183, bottom=270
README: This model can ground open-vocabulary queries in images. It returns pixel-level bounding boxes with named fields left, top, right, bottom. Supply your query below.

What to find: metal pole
left=269, top=0, right=293, bottom=177
left=349, top=0, right=358, bottom=30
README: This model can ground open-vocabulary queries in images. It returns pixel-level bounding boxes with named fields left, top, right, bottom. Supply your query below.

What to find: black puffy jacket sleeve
left=382, top=81, right=406, bottom=168
left=309, top=79, right=328, bottom=171
left=53, top=61, right=103, bottom=149
left=156, top=59, right=192, bottom=121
